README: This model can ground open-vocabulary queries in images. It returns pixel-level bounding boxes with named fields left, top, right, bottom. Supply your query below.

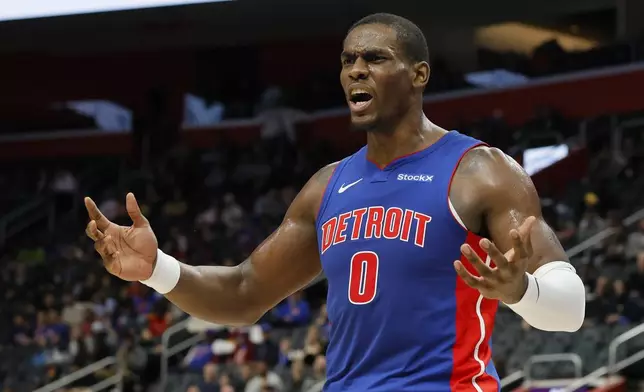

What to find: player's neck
left=366, top=113, right=444, bottom=168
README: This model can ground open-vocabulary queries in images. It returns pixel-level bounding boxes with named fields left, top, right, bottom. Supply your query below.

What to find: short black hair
left=347, top=13, right=429, bottom=64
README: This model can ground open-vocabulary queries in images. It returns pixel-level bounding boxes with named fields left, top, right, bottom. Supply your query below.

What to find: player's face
left=340, top=24, right=416, bottom=132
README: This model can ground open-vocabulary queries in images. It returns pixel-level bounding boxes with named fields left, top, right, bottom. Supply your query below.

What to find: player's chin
left=349, top=114, right=378, bottom=132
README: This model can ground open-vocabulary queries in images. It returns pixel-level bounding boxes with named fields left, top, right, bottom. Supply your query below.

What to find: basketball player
left=85, top=13, right=585, bottom=392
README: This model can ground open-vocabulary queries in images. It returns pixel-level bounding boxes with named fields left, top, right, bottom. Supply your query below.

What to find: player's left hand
left=454, top=216, right=536, bottom=304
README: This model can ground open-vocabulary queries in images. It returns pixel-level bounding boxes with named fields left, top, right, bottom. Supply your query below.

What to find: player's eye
left=364, top=54, right=386, bottom=63
left=341, top=56, right=355, bottom=66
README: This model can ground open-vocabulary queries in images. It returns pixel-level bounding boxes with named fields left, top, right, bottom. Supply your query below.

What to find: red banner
left=1, top=64, right=642, bottom=161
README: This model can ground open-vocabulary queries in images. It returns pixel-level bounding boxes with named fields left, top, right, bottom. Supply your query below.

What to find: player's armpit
left=165, top=162, right=338, bottom=326
left=457, top=147, right=568, bottom=273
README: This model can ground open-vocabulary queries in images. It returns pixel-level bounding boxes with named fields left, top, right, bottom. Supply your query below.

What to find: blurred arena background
left=1, top=0, right=644, bottom=391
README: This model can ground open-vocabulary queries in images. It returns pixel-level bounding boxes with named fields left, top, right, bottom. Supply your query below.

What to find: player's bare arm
left=450, top=146, right=585, bottom=332
left=85, top=162, right=338, bottom=326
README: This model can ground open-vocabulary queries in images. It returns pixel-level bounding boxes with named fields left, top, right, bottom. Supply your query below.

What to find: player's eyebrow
left=341, top=48, right=390, bottom=59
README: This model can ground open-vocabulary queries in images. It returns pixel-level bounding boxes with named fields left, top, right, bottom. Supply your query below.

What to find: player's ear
left=412, top=61, right=430, bottom=89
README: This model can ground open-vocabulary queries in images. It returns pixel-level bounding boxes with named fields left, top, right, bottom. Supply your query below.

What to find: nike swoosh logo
left=338, top=178, right=363, bottom=194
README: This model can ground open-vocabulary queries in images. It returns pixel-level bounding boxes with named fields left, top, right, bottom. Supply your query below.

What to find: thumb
left=126, top=193, right=149, bottom=227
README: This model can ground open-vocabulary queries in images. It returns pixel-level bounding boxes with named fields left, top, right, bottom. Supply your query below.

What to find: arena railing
left=32, top=356, right=122, bottom=392
left=158, top=274, right=326, bottom=389
left=497, top=204, right=644, bottom=389
left=566, top=205, right=644, bottom=259
left=523, top=353, right=583, bottom=386
left=160, top=317, right=207, bottom=388
left=0, top=196, right=55, bottom=247
left=562, top=322, right=644, bottom=392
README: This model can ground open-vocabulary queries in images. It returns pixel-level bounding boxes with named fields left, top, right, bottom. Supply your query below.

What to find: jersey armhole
left=446, top=143, right=488, bottom=232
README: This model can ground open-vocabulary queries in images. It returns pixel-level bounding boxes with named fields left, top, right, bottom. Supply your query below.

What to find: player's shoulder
left=456, top=145, right=527, bottom=187
left=291, top=161, right=341, bottom=221
left=313, top=161, right=341, bottom=186
left=450, top=146, right=537, bottom=231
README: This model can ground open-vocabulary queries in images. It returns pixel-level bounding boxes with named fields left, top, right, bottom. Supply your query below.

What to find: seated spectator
left=196, top=363, right=220, bottom=392
left=272, top=292, right=311, bottom=328
left=162, top=189, right=189, bottom=218
left=277, top=337, right=292, bottom=369
left=234, top=363, right=253, bottom=391
left=68, top=326, right=94, bottom=368
left=255, top=329, right=280, bottom=367
left=578, top=209, right=606, bottom=243
left=12, top=314, right=32, bottom=346
left=283, top=359, right=313, bottom=392
left=221, top=193, right=245, bottom=232
left=626, top=219, right=644, bottom=259
left=183, top=341, right=215, bottom=372
left=147, top=300, right=172, bottom=337
left=624, top=252, right=644, bottom=322
left=313, top=304, right=329, bottom=342
left=302, top=327, right=324, bottom=365
left=219, top=373, right=236, bottom=392
left=308, top=356, right=327, bottom=391
left=586, top=276, right=623, bottom=325
left=244, top=361, right=283, bottom=392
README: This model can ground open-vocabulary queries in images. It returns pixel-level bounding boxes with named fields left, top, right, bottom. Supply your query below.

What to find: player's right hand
left=84, top=193, right=158, bottom=281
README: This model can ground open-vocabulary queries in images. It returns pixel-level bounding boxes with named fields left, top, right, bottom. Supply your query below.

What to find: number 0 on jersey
left=348, top=251, right=379, bottom=304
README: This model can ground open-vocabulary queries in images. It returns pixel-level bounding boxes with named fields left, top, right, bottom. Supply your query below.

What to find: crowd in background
left=1, top=32, right=644, bottom=391
left=1, top=105, right=644, bottom=392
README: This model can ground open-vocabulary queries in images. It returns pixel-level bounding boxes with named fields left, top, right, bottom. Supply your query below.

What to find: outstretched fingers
left=460, top=244, right=494, bottom=278
left=454, top=260, right=488, bottom=290
left=84, top=197, right=112, bottom=231
left=85, top=220, right=104, bottom=241
left=125, top=193, right=149, bottom=228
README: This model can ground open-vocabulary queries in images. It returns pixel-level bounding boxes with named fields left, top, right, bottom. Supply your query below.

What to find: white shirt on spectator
left=51, top=171, right=77, bottom=193
left=245, top=372, right=284, bottom=392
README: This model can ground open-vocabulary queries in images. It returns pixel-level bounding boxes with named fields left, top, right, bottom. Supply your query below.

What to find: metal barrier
left=0, top=197, right=55, bottom=247
left=609, top=323, right=644, bottom=373
left=160, top=318, right=205, bottom=389
left=158, top=274, right=327, bottom=390
left=499, top=370, right=524, bottom=389
left=32, top=356, right=122, bottom=392
left=566, top=206, right=644, bottom=259
left=562, top=322, right=644, bottom=392
left=523, top=353, right=583, bottom=385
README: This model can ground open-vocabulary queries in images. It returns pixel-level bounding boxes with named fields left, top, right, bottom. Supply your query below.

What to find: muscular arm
left=165, top=163, right=337, bottom=326
left=451, top=147, right=568, bottom=273
left=451, top=147, right=585, bottom=332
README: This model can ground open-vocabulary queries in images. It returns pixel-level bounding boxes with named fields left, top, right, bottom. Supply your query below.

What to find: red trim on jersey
left=450, top=231, right=499, bottom=392
left=446, top=142, right=488, bottom=231
left=315, top=164, right=339, bottom=220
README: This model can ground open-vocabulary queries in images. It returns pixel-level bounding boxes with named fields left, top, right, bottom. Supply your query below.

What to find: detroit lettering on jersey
left=320, top=206, right=432, bottom=253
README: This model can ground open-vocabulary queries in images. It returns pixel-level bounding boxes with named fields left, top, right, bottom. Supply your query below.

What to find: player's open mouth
left=349, top=90, right=373, bottom=112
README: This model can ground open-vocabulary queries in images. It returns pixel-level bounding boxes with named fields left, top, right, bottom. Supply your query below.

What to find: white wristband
left=140, top=249, right=181, bottom=294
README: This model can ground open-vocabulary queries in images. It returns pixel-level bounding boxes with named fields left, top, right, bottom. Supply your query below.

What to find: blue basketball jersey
left=316, top=131, right=501, bottom=392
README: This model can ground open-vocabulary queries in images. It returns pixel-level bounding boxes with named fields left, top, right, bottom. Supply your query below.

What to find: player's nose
left=348, top=58, right=369, bottom=81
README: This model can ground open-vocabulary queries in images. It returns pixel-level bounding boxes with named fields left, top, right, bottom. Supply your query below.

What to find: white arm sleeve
left=505, top=261, right=586, bottom=332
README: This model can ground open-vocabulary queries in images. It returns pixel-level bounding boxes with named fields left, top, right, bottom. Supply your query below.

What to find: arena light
left=0, top=0, right=231, bottom=22
left=523, top=144, right=570, bottom=176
